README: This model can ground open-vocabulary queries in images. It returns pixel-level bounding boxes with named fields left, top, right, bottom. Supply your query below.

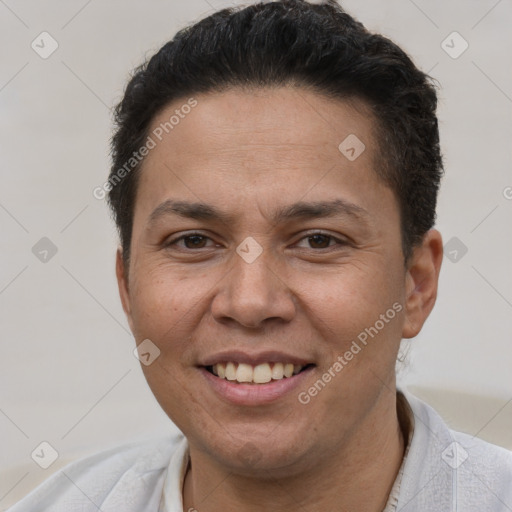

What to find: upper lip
left=199, top=350, right=314, bottom=367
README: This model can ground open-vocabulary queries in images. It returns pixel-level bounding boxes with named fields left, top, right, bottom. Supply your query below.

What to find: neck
left=183, top=390, right=406, bottom=512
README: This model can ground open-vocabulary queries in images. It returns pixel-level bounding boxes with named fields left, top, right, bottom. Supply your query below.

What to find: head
left=109, top=0, right=443, bottom=476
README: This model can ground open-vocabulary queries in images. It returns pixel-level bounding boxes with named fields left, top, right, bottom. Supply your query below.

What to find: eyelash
left=165, top=231, right=349, bottom=251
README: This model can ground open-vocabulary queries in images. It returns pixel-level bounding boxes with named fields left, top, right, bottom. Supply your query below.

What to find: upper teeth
left=212, top=362, right=303, bottom=384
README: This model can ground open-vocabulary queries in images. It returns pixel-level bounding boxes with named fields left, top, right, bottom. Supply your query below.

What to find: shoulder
left=405, top=390, right=512, bottom=468
left=399, top=389, right=512, bottom=511
left=450, top=428, right=512, bottom=501
left=8, top=433, right=185, bottom=512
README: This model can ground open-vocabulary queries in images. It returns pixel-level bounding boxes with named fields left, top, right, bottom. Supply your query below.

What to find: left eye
left=296, top=233, right=345, bottom=249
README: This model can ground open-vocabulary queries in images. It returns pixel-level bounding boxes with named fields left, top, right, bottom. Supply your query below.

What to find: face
left=116, top=86, right=441, bottom=476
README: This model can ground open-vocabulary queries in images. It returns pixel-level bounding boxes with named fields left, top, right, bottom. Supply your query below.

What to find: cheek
left=303, top=261, right=405, bottom=379
left=128, top=259, right=238, bottom=377
left=306, top=259, right=402, bottom=328
left=128, top=264, right=209, bottom=349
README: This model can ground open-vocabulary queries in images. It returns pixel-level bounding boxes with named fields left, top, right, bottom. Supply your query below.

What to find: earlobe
left=402, top=229, right=443, bottom=339
left=115, top=247, right=135, bottom=333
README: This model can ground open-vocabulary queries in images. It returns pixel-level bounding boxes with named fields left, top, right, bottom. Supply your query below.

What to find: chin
left=200, top=429, right=312, bottom=476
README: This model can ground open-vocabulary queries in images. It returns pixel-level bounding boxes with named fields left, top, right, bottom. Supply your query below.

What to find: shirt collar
left=158, top=435, right=189, bottom=512
left=159, top=390, right=415, bottom=512
left=382, top=389, right=416, bottom=512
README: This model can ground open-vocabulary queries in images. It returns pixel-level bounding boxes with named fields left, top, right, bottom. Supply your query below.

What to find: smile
left=206, top=362, right=312, bottom=384
left=199, top=350, right=316, bottom=404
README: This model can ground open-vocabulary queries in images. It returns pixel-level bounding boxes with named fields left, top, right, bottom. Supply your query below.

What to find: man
left=10, top=1, right=512, bottom=510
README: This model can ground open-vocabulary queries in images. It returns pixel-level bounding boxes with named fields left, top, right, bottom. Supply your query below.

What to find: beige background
left=1, top=0, right=511, bottom=508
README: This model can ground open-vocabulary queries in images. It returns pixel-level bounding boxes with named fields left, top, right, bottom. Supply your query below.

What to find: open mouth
left=204, top=362, right=315, bottom=385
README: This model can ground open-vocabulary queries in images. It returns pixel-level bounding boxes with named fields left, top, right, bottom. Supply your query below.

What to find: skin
left=116, top=86, right=443, bottom=512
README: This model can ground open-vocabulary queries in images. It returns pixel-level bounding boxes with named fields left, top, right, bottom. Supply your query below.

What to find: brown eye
left=307, top=234, right=333, bottom=249
left=166, top=233, right=215, bottom=250
left=182, top=235, right=208, bottom=249
left=295, top=231, right=349, bottom=251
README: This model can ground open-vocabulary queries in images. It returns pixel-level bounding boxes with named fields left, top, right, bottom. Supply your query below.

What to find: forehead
left=148, top=86, right=375, bottom=161
left=132, top=86, right=391, bottom=226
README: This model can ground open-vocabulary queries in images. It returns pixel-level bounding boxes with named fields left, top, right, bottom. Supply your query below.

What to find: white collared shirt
left=9, top=390, right=512, bottom=511
left=157, top=403, right=411, bottom=512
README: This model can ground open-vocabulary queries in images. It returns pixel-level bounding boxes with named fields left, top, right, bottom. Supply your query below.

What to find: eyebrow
left=146, top=198, right=370, bottom=228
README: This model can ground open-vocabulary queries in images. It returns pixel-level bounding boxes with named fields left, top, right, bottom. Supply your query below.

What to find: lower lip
left=200, top=366, right=315, bottom=406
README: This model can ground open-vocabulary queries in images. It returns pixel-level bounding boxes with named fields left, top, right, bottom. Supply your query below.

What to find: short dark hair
left=108, top=0, right=443, bottom=268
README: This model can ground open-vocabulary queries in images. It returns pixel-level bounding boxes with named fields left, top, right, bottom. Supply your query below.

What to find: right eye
left=165, top=232, right=217, bottom=250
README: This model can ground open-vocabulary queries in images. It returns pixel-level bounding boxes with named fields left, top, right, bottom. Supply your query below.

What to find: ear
left=116, top=247, right=135, bottom=333
left=402, top=229, right=443, bottom=339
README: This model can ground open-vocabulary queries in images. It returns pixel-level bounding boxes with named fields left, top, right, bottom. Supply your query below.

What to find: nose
left=211, top=247, right=296, bottom=329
